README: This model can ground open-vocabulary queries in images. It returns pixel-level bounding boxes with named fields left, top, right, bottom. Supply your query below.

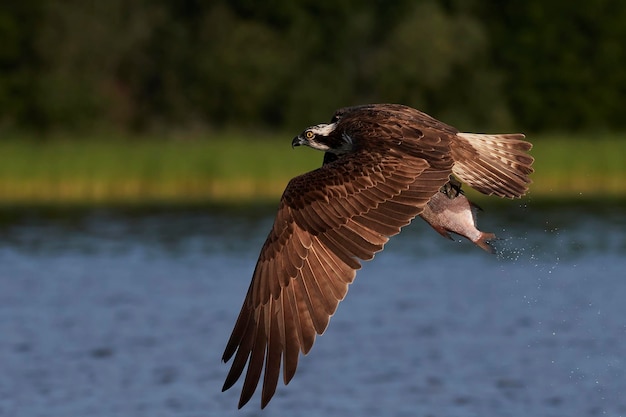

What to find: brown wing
left=222, top=133, right=453, bottom=408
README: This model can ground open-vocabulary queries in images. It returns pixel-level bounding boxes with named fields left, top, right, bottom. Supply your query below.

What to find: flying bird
left=222, top=103, right=534, bottom=408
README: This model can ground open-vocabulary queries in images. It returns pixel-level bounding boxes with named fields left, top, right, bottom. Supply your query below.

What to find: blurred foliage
left=0, top=0, right=625, bottom=134
left=478, top=1, right=626, bottom=131
left=1, top=132, right=625, bottom=205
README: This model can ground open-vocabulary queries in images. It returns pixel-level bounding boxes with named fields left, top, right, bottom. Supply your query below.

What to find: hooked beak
left=291, top=135, right=305, bottom=148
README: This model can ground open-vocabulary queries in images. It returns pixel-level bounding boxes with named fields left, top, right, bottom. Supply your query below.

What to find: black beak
left=291, top=135, right=304, bottom=148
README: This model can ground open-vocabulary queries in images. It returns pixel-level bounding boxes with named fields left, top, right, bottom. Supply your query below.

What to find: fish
left=420, top=180, right=497, bottom=253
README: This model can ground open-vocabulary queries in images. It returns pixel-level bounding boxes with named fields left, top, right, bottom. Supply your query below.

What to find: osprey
left=222, top=103, right=534, bottom=408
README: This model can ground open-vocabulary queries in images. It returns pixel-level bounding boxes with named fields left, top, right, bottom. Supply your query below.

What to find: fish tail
left=474, top=232, right=497, bottom=254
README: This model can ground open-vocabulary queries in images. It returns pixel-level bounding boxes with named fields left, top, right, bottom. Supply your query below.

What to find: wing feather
left=261, top=300, right=281, bottom=408
left=303, top=254, right=338, bottom=316
left=294, top=263, right=328, bottom=333
left=307, top=239, right=350, bottom=302
left=290, top=277, right=318, bottom=353
left=238, top=312, right=267, bottom=407
left=223, top=150, right=452, bottom=408
left=222, top=308, right=254, bottom=390
left=280, top=289, right=300, bottom=384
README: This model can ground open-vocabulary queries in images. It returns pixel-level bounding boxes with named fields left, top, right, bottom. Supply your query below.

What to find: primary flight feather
left=222, top=103, right=534, bottom=408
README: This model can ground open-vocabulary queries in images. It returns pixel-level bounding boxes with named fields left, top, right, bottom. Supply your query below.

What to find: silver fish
left=420, top=184, right=496, bottom=253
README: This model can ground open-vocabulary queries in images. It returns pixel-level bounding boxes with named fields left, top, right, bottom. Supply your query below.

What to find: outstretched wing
left=222, top=132, right=453, bottom=408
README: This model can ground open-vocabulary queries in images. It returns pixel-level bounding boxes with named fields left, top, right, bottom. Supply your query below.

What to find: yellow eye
left=305, top=131, right=314, bottom=139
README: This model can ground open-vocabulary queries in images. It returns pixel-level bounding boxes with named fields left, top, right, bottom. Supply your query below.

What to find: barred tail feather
left=452, top=133, right=534, bottom=198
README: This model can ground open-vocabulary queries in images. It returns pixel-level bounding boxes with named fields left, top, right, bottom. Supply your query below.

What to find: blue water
left=0, top=201, right=625, bottom=417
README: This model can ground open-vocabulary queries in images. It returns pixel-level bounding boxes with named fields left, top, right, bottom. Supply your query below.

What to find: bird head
left=292, top=122, right=353, bottom=154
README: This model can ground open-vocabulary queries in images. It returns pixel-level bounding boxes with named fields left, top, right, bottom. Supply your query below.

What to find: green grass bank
left=1, top=133, right=624, bottom=206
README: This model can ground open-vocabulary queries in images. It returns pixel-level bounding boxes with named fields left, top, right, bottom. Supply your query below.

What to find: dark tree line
left=1, top=0, right=625, bottom=134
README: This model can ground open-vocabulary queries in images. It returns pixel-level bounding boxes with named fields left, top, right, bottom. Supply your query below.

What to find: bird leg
left=440, top=175, right=463, bottom=199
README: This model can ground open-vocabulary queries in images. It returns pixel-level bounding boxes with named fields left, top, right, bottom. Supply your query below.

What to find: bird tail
left=452, top=133, right=534, bottom=198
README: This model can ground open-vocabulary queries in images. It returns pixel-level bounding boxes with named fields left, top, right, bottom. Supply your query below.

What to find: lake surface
left=0, top=200, right=625, bottom=417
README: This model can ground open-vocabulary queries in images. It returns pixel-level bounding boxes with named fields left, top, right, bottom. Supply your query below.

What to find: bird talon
left=441, top=176, right=463, bottom=198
